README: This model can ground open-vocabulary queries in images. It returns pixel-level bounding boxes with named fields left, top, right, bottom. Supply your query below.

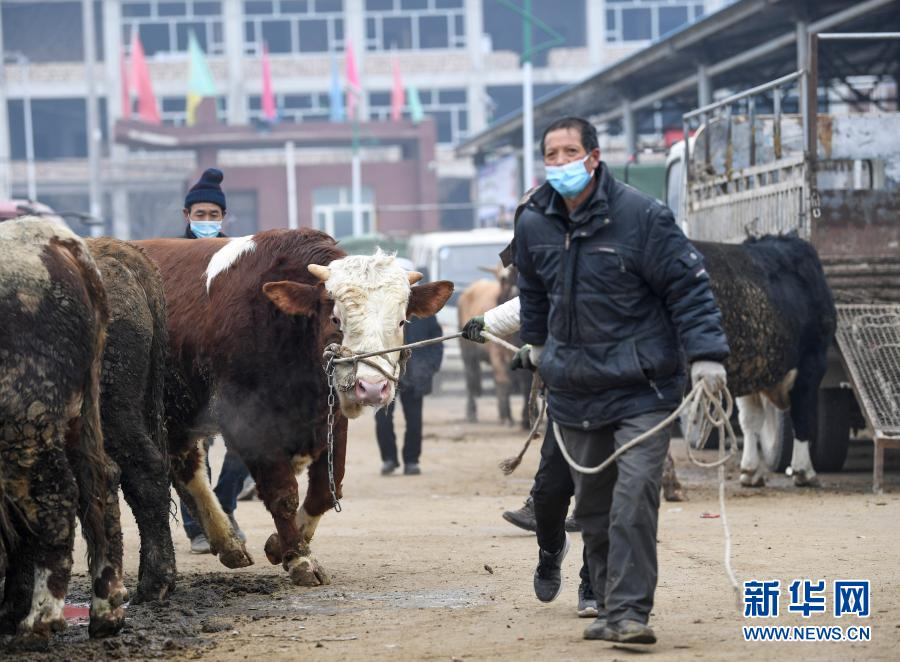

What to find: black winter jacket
left=399, top=314, right=444, bottom=397
left=514, top=164, right=729, bottom=430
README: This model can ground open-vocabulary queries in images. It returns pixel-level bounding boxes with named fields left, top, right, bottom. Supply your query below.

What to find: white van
left=407, top=228, right=513, bottom=327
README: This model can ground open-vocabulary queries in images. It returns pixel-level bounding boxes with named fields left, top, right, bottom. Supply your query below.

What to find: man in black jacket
left=375, top=258, right=444, bottom=476
left=178, top=168, right=252, bottom=553
left=512, top=117, right=729, bottom=644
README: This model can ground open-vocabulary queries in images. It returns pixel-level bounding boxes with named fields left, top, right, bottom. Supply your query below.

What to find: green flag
left=186, top=31, right=218, bottom=125
left=407, top=84, right=424, bottom=124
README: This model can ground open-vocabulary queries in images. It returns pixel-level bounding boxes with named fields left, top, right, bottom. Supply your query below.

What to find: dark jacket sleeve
left=515, top=218, right=551, bottom=346
left=640, top=206, right=730, bottom=363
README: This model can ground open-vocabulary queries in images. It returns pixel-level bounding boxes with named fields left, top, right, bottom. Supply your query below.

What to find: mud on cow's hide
left=86, top=238, right=177, bottom=604
left=0, top=218, right=127, bottom=648
left=135, top=230, right=452, bottom=587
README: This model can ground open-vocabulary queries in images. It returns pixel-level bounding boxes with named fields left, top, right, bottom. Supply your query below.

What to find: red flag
left=120, top=46, right=131, bottom=119
left=390, top=57, right=405, bottom=122
left=130, top=32, right=161, bottom=125
left=344, top=41, right=361, bottom=120
left=261, top=42, right=277, bottom=122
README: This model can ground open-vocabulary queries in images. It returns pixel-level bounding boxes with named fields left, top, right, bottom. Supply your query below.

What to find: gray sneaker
left=533, top=533, right=570, bottom=602
left=381, top=459, right=400, bottom=475
left=228, top=513, right=247, bottom=543
left=582, top=615, right=608, bottom=639
left=577, top=580, right=599, bottom=618
left=599, top=619, right=657, bottom=644
left=190, top=533, right=211, bottom=555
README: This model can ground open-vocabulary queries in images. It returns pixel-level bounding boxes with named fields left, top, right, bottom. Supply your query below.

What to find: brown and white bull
left=0, top=218, right=126, bottom=646
left=136, top=230, right=452, bottom=585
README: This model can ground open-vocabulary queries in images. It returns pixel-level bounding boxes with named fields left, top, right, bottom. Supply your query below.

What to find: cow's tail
left=0, top=475, right=17, bottom=574
left=53, top=237, right=111, bottom=571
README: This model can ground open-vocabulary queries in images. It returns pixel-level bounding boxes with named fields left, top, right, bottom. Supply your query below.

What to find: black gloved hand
left=461, top=315, right=487, bottom=343
left=510, top=344, right=536, bottom=372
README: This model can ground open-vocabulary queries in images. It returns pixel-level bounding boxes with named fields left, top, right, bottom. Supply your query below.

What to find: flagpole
left=285, top=141, right=298, bottom=230
left=351, top=116, right=363, bottom=237
left=82, top=0, right=102, bottom=236
left=521, top=0, right=534, bottom=194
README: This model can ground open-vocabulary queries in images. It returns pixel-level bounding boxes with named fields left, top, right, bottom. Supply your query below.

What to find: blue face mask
left=545, top=154, right=593, bottom=198
left=190, top=221, right=222, bottom=238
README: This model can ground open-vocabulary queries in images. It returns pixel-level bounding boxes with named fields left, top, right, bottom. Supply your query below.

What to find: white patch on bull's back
left=22, top=567, right=65, bottom=629
left=206, top=236, right=256, bottom=292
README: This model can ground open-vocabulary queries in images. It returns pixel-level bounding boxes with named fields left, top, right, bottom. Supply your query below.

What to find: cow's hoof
left=219, top=543, right=254, bottom=569
left=132, top=573, right=176, bottom=605
left=664, top=486, right=687, bottom=502
left=88, top=607, right=124, bottom=639
left=790, top=470, right=820, bottom=487
left=288, top=556, right=330, bottom=586
left=264, top=533, right=284, bottom=565
left=740, top=471, right=766, bottom=487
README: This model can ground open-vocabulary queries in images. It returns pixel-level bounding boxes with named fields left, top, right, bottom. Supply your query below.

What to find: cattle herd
left=0, top=217, right=452, bottom=649
left=1, top=215, right=836, bottom=651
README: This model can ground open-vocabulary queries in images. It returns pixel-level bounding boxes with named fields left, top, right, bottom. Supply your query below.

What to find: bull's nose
left=354, top=379, right=390, bottom=405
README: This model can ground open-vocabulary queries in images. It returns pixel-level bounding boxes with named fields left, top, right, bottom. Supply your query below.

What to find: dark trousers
left=182, top=441, right=250, bottom=539
left=375, top=391, right=424, bottom=465
left=531, top=421, right=590, bottom=585
left=558, top=411, right=672, bottom=625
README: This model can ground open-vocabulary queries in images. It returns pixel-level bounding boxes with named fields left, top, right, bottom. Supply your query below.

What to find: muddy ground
left=3, top=392, right=899, bottom=660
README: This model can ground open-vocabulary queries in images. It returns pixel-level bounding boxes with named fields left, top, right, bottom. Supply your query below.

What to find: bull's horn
left=407, top=271, right=423, bottom=285
left=308, top=264, right=331, bottom=281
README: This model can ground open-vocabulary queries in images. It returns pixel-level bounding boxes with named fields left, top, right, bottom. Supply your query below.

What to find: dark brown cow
left=136, top=230, right=452, bottom=585
left=87, top=238, right=176, bottom=603
left=0, top=218, right=126, bottom=647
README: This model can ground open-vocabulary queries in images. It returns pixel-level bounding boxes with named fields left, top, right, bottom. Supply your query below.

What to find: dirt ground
left=4, top=392, right=899, bottom=660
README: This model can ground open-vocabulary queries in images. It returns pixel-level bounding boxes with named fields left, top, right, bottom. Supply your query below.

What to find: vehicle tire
left=763, top=408, right=794, bottom=473
left=811, top=388, right=851, bottom=472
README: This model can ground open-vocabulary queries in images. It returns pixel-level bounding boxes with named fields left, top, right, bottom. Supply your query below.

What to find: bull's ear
left=407, top=280, right=454, bottom=318
left=263, top=281, right=322, bottom=316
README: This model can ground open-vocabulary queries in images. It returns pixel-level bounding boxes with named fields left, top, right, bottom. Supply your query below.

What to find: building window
left=122, top=1, right=224, bottom=56
left=367, top=88, right=468, bottom=145
left=313, top=187, right=375, bottom=239
left=243, top=0, right=344, bottom=55
left=605, top=0, right=704, bottom=43
left=247, top=92, right=333, bottom=123
left=364, top=0, right=465, bottom=52
left=160, top=96, right=228, bottom=125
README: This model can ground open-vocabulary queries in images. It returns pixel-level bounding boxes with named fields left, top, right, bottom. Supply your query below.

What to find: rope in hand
left=551, top=380, right=740, bottom=602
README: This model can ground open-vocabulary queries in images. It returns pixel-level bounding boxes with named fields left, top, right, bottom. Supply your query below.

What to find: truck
left=664, top=32, right=900, bottom=491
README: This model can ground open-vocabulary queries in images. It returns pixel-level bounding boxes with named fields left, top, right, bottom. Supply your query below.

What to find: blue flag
left=329, top=54, right=345, bottom=122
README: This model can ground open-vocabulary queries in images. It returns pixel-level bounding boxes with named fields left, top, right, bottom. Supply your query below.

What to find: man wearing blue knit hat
left=182, top=167, right=228, bottom=238
left=178, top=167, right=253, bottom=553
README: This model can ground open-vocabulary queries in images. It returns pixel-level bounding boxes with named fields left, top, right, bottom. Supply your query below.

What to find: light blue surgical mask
left=545, top=154, right=593, bottom=198
left=190, top=221, right=222, bottom=238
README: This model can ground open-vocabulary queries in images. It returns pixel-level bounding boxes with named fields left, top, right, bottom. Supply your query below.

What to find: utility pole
left=0, top=8, right=10, bottom=199
left=521, top=0, right=534, bottom=193
left=82, top=0, right=103, bottom=236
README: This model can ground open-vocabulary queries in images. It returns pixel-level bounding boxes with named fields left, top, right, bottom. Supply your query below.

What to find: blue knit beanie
left=184, top=168, right=226, bottom=211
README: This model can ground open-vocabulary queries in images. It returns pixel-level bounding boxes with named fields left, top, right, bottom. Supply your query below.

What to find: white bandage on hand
left=529, top=344, right=543, bottom=368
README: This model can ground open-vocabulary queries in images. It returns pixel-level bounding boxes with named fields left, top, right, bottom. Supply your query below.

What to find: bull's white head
left=263, top=251, right=453, bottom=418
